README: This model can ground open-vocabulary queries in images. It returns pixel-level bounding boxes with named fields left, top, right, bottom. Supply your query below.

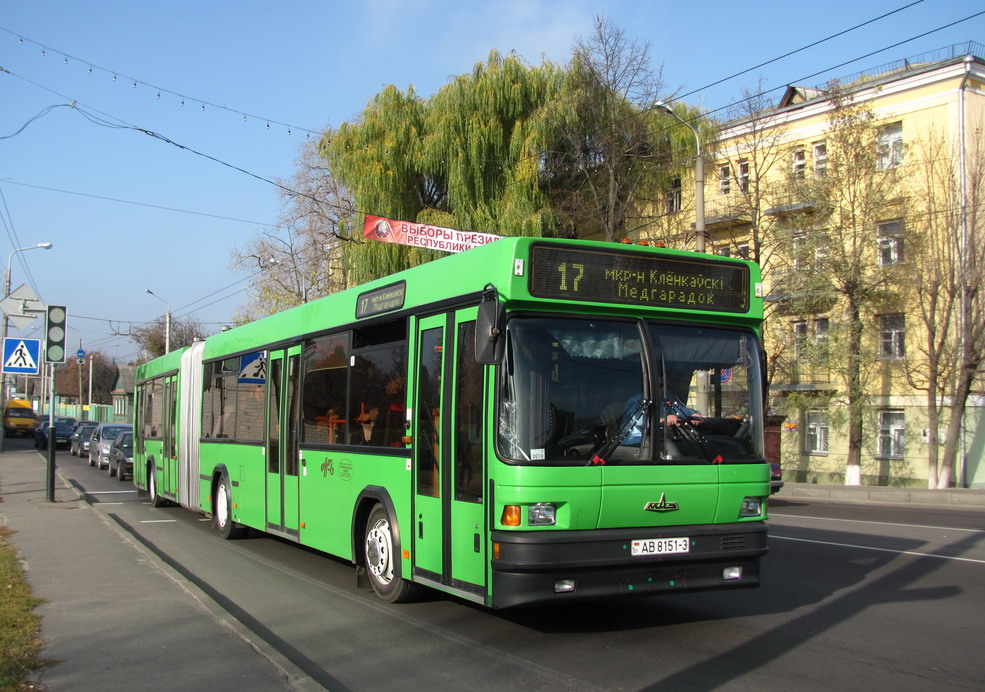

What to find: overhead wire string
left=0, top=25, right=322, bottom=138
left=0, top=180, right=280, bottom=229
left=670, top=0, right=927, bottom=104
left=0, top=67, right=358, bottom=237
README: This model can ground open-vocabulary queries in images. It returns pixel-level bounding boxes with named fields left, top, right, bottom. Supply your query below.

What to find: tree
left=233, top=138, right=354, bottom=320
left=779, top=89, right=906, bottom=485
left=54, top=351, right=117, bottom=405
left=937, top=120, right=985, bottom=487
left=131, top=315, right=206, bottom=360
left=903, top=130, right=962, bottom=488
left=322, top=51, right=562, bottom=285
left=537, top=16, right=669, bottom=242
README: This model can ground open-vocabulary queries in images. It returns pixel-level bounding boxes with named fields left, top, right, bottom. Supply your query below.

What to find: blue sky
left=2, top=0, right=984, bottom=361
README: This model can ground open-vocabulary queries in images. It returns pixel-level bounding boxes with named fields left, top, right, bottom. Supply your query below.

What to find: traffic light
left=45, top=305, right=67, bottom=364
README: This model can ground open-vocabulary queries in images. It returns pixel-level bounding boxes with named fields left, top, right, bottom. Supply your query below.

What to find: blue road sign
left=3, top=338, right=42, bottom=375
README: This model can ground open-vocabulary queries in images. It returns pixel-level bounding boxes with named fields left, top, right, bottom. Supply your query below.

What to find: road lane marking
left=88, top=490, right=139, bottom=495
left=140, top=520, right=177, bottom=524
left=771, top=534, right=985, bottom=564
left=770, top=512, right=984, bottom=534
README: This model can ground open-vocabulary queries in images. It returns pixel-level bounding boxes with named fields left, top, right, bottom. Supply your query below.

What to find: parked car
left=769, top=461, right=784, bottom=494
left=88, top=423, right=132, bottom=469
left=108, top=431, right=133, bottom=481
left=70, top=423, right=98, bottom=457
left=33, top=421, right=50, bottom=448
left=34, top=420, right=74, bottom=449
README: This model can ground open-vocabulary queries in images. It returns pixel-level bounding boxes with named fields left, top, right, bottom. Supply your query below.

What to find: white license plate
left=631, top=537, right=690, bottom=556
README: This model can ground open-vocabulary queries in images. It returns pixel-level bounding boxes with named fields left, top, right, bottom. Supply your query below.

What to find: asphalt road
left=44, top=442, right=985, bottom=691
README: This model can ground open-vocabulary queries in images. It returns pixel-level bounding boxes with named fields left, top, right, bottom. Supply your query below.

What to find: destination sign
left=528, top=245, right=750, bottom=313
left=356, top=281, right=407, bottom=319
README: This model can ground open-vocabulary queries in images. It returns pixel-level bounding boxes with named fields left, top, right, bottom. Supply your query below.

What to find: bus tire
left=213, top=474, right=247, bottom=540
left=148, top=466, right=169, bottom=508
left=363, top=504, right=421, bottom=603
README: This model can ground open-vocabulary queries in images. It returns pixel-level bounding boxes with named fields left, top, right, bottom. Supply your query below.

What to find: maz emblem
left=644, top=493, right=679, bottom=512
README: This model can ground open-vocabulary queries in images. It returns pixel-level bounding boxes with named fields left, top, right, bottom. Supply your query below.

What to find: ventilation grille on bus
left=721, top=535, right=746, bottom=551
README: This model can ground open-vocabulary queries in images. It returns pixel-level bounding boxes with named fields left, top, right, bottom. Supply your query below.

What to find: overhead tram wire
left=0, top=180, right=280, bottom=230
left=0, top=25, right=321, bottom=139
left=497, top=7, right=985, bottom=236
left=670, top=0, right=928, bottom=104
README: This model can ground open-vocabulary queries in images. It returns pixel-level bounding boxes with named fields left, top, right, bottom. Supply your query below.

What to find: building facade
left=640, top=44, right=985, bottom=488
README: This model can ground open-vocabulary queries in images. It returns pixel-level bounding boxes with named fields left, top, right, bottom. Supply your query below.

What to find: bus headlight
left=739, top=496, right=763, bottom=518
left=528, top=503, right=557, bottom=526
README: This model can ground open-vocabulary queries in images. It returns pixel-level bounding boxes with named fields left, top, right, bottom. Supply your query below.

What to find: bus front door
left=414, top=310, right=487, bottom=600
left=265, top=347, right=301, bottom=539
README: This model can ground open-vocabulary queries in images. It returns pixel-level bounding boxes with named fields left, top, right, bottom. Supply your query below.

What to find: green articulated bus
left=133, top=237, right=770, bottom=608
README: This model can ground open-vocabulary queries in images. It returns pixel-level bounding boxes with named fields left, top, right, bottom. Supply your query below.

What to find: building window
left=736, top=242, right=749, bottom=260
left=719, top=164, right=731, bottom=195
left=793, top=320, right=808, bottom=359
left=813, top=141, right=827, bottom=177
left=877, top=410, right=905, bottom=458
left=792, top=148, right=806, bottom=178
left=665, top=176, right=682, bottom=214
left=877, top=122, right=903, bottom=171
left=715, top=245, right=731, bottom=258
left=877, top=220, right=904, bottom=266
left=879, top=314, right=905, bottom=359
left=792, top=231, right=827, bottom=270
left=814, top=318, right=829, bottom=351
left=805, top=410, right=829, bottom=454
left=794, top=319, right=828, bottom=359
left=738, top=160, right=750, bottom=193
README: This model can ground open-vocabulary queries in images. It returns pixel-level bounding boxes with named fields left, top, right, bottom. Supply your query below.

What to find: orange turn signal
left=500, top=505, right=521, bottom=527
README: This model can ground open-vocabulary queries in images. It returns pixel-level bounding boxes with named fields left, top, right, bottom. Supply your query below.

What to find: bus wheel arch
left=212, top=466, right=247, bottom=539
left=354, top=488, right=421, bottom=603
left=147, top=457, right=169, bottom=507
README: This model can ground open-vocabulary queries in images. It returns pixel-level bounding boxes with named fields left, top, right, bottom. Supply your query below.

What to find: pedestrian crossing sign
left=2, top=338, right=42, bottom=374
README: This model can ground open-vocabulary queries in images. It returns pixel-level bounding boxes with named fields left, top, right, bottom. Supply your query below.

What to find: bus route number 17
left=556, top=262, right=585, bottom=292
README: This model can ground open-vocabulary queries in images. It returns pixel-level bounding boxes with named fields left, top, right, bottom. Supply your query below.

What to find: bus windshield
left=498, top=316, right=764, bottom=465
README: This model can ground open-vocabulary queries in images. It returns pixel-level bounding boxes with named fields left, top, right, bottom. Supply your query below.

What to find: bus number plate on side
left=631, top=537, right=690, bottom=556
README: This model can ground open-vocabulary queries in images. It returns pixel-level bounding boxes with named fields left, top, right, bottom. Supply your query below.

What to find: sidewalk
left=0, top=448, right=303, bottom=691
left=780, top=481, right=985, bottom=508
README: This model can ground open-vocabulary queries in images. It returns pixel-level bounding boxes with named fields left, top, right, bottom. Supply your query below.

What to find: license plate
left=631, top=537, right=690, bottom=556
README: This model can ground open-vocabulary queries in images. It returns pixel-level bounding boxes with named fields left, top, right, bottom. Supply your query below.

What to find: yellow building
left=648, top=43, right=985, bottom=488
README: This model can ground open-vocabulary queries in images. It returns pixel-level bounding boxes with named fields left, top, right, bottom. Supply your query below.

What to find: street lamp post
left=2, top=242, right=54, bottom=355
left=655, top=102, right=705, bottom=253
left=145, top=289, right=171, bottom=354
left=1, top=242, right=53, bottom=454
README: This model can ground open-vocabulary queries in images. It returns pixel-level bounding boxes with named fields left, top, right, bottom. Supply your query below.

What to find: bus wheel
left=148, top=467, right=169, bottom=508
left=213, top=474, right=246, bottom=539
left=363, top=504, right=421, bottom=603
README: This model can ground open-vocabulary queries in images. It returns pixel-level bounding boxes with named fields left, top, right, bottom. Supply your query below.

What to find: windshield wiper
left=589, top=398, right=649, bottom=465
left=664, top=398, right=724, bottom=464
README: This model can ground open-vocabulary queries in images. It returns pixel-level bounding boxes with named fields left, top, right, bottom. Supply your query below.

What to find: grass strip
left=0, top=526, right=49, bottom=691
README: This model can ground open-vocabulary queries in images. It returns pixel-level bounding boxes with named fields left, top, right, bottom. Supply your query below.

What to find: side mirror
left=475, top=284, right=506, bottom=364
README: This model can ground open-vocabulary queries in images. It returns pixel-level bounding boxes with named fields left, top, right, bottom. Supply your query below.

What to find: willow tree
left=322, top=52, right=562, bottom=285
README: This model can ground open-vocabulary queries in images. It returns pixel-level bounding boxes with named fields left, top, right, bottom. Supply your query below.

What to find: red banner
left=363, top=215, right=501, bottom=253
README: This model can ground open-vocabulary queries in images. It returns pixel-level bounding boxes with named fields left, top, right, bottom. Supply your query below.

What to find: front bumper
left=490, top=522, right=767, bottom=608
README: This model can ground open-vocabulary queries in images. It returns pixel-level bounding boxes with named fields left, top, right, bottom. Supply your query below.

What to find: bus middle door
left=265, top=347, right=301, bottom=539
left=162, top=374, right=179, bottom=498
left=413, top=310, right=487, bottom=599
